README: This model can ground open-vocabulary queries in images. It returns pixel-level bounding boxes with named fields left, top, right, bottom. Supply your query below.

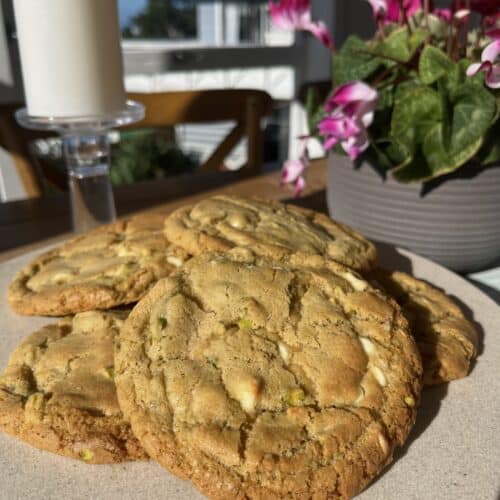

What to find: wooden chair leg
left=243, top=96, right=262, bottom=177
left=198, top=122, right=245, bottom=172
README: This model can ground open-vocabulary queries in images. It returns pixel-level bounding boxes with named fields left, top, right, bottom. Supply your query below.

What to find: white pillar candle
left=13, top=0, right=126, bottom=118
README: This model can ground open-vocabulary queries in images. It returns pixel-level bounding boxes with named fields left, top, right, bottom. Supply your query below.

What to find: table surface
left=0, top=160, right=327, bottom=262
left=2, top=158, right=499, bottom=302
left=0, top=246, right=498, bottom=500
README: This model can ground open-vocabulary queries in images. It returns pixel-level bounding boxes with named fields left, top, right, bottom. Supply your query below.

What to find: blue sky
left=118, top=0, right=148, bottom=28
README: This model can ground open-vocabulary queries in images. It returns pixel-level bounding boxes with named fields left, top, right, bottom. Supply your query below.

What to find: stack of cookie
left=1, top=195, right=478, bottom=499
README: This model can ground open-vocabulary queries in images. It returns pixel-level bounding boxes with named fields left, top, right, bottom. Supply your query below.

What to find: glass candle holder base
left=16, top=101, right=145, bottom=233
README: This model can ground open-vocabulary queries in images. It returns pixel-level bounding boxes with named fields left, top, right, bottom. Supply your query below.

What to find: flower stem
left=423, top=0, right=430, bottom=29
left=378, top=19, right=386, bottom=41
left=398, top=0, right=413, bottom=34
left=446, top=1, right=456, bottom=57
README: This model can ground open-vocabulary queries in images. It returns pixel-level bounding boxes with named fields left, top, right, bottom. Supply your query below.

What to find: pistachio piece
left=237, top=318, right=253, bottom=331
left=206, top=358, right=218, bottom=369
left=404, top=396, right=415, bottom=407
left=284, top=388, right=305, bottom=406
left=25, top=392, right=47, bottom=424
left=157, top=316, right=167, bottom=329
left=80, top=449, right=94, bottom=462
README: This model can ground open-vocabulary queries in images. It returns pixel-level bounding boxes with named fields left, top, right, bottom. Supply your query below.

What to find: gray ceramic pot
left=327, top=154, right=500, bottom=273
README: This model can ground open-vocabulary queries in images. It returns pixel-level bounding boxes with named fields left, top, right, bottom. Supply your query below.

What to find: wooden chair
left=0, top=102, right=44, bottom=199
left=0, top=89, right=274, bottom=199
left=127, top=89, right=274, bottom=176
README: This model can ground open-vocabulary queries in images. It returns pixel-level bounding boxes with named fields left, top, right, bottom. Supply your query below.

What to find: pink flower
left=319, top=81, right=378, bottom=160
left=434, top=8, right=452, bottom=22
left=434, top=8, right=470, bottom=23
left=485, top=13, right=500, bottom=39
left=269, top=0, right=334, bottom=49
left=366, top=0, right=387, bottom=21
left=486, top=28, right=500, bottom=40
left=281, top=139, right=309, bottom=196
left=467, top=40, right=500, bottom=89
left=386, top=0, right=422, bottom=23
left=367, top=0, right=421, bottom=24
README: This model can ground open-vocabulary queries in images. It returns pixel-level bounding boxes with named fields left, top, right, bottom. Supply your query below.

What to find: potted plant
left=270, top=0, right=500, bottom=272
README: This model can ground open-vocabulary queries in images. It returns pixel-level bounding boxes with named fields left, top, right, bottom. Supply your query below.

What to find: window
left=119, top=0, right=294, bottom=47
left=120, top=0, right=197, bottom=41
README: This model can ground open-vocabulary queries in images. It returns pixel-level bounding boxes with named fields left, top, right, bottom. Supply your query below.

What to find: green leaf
left=419, top=45, right=455, bottom=85
left=375, top=28, right=410, bottom=63
left=422, top=122, right=483, bottom=177
left=305, top=87, right=325, bottom=135
left=333, top=35, right=382, bottom=86
left=448, top=83, right=497, bottom=156
left=391, top=149, right=433, bottom=182
left=408, top=29, right=428, bottom=54
left=390, top=85, right=443, bottom=155
left=476, top=118, right=500, bottom=166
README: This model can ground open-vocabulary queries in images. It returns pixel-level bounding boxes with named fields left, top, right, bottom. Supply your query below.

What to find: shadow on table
left=365, top=241, right=486, bottom=487
left=466, top=279, right=500, bottom=305
left=373, top=241, right=414, bottom=274
left=374, top=240, right=486, bottom=363
left=370, top=383, right=449, bottom=489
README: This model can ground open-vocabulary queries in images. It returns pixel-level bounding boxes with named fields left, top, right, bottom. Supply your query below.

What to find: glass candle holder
left=16, top=101, right=144, bottom=233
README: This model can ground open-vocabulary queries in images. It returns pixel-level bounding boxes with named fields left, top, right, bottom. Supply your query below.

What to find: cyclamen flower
left=434, top=8, right=452, bottom=22
left=366, top=0, right=421, bottom=24
left=486, top=28, right=500, bottom=40
left=319, top=82, right=378, bottom=161
left=366, top=0, right=387, bottom=21
left=386, top=0, right=422, bottom=23
left=434, top=8, right=470, bottom=23
left=467, top=40, right=500, bottom=89
left=485, top=13, right=500, bottom=39
left=281, top=139, right=309, bottom=196
left=269, top=0, right=334, bottom=49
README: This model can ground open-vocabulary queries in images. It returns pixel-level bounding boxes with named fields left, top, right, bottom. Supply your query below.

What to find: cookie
left=371, top=269, right=479, bottom=386
left=0, top=310, right=147, bottom=464
left=8, top=213, right=190, bottom=316
left=164, top=195, right=377, bottom=272
left=115, top=251, right=422, bottom=499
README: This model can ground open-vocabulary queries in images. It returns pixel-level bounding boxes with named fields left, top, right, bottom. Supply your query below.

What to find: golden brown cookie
left=371, top=269, right=479, bottom=386
left=0, top=310, right=147, bottom=464
left=8, top=213, right=190, bottom=316
left=115, top=251, right=422, bottom=499
left=164, top=195, right=377, bottom=272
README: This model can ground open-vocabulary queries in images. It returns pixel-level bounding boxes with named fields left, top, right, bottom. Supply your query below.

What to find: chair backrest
left=0, top=102, right=43, bottom=199
left=127, top=89, right=274, bottom=175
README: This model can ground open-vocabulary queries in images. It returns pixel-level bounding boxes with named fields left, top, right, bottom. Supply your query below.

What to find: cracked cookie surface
left=371, top=269, right=479, bottom=386
left=8, top=213, right=190, bottom=316
left=0, top=311, right=147, bottom=463
left=164, top=195, right=377, bottom=272
left=115, top=252, right=422, bottom=499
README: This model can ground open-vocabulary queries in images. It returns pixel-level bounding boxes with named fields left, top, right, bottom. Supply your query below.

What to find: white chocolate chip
left=378, top=433, right=390, bottom=456
left=167, top=256, right=183, bottom=267
left=372, top=366, right=387, bottom=387
left=227, top=213, right=248, bottom=229
left=354, top=386, right=365, bottom=404
left=278, top=342, right=290, bottom=363
left=360, top=337, right=376, bottom=356
left=226, top=375, right=261, bottom=414
left=340, top=271, right=368, bottom=292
